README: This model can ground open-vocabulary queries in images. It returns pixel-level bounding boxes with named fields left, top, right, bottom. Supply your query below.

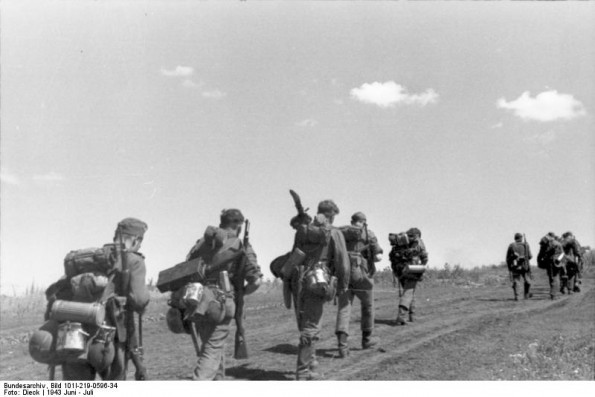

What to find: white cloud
left=33, top=172, right=66, bottom=182
left=202, top=90, right=227, bottom=99
left=160, top=66, right=194, bottom=77
left=491, top=122, right=504, bottom=129
left=0, top=171, right=20, bottom=185
left=350, top=81, right=439, bottom=108
left=296, top=119, right=318, bottom=127
left=182, top=79, right=202, bottom=89
left=497, top=90, right=586, bottom=122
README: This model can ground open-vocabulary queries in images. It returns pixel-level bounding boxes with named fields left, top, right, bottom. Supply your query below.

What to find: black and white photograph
left=1, top=0, right=593, bottom=389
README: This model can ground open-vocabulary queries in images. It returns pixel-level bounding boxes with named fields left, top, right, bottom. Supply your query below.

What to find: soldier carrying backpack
left=29, top=218, right=150, bottom=380
left=389, top=227, right=428, bottom=325
left=538, top=232, right=564, bottom=300
left=505, top=233, right=533, bottom=301
left=159, top=209, right=262, bottom=380
left=335, top=212, right=384, bottom=358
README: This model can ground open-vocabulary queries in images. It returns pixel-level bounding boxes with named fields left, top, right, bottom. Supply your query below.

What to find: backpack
left=157, top=226, right=244, bottom=293
left=63, top=244, right=121, bottom=302
left=537, top=236, right=552, bottom=269
left=32, top=244, right=122, bottom=368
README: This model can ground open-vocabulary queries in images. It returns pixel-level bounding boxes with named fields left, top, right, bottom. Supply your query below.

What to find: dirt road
left=1, top=268, right=593, bottom=380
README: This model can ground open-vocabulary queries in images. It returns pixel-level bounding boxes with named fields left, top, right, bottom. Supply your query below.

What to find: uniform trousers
left=335, top=283, right=374, bottom=336
left=294, top=289, right=325, bottom=378
left=192, top=315, right=233, bottom=380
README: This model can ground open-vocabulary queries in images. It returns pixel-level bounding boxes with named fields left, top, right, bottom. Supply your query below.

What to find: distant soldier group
left=507, top=231, right=584, bottom=301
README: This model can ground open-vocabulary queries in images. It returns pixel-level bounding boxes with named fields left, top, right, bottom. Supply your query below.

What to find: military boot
left=395, top=305, right=408, bottom=326
left=336, top=332, right=349, bottom=358
left=361, top=331, right=378, bottom=349
left=296, top=341, right=321, bottom=381
left=408, top=311, right=415, bottom=322
left=523, top=284, right=532, bottom=299
left=310, top=350, right=319, bottom=371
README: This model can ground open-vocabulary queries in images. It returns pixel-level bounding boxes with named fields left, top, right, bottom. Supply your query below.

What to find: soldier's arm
left=368, top=229, right=384, bottom=257
left=506, top=245, right=515, bottom=266
left=127, top=253, right=150, bottom=313
left=419, top=240, right=429, bottom=265
left=242, top=243, right=263, bottom=295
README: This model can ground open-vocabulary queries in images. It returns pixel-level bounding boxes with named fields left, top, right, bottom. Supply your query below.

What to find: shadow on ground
left=375, top=318, right=397, bottom=326
left=226, top=363, right=294, bottom=380
left=264, top=343, right=297, bottom=355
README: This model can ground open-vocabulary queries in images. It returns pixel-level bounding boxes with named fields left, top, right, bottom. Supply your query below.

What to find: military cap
left=220, top=208, right=244, bottom=226
left=547, top=232, right=556, bottom=238
left=562, top=231, right=573, bottom=239
left=317, top=200, right=340, bottom=216
left=514, top=233, right=523, bottom=241
left=117, top=218, right=148, bottom=238
left=351, top=212, right=367, bottom=223
left=406, top=227, right=421, bottom=238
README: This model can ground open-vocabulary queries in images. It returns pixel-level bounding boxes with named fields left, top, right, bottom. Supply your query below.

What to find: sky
left=1, top=0, right=594, bottom=295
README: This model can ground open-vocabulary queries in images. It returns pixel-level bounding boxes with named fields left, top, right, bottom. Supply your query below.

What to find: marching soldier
left=539, top=233, right=564, bottom=300
left=335, top=212, right=383, bottom=358
left=184, top=209, right=262, bottom=380
left=61, top=218, right=150, bottom=380
left=505, top=233, right=533, bottom=301
left=389, top=228, right=428, bottom=325
left=561, top=231, right=583, bottom=294
left=290, top=200, right=350, bottom=380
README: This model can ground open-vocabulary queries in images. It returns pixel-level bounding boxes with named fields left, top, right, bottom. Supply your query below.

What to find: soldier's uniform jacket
left=101, top=251, right=150, bottom=313
left=186, top=227, right=262, bottom=292
left=293, top=220, right=350, bottom=292
left=506, top=241, right=532, bottom=272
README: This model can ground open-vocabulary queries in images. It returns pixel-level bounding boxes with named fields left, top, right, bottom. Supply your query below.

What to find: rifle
left=117, top=226, right=148, bottom=380
left=233, top=219, right=250, bottom=359
left=363, top=222, right=376, bottom=277
left=289, top=189, right=312, bottom=226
